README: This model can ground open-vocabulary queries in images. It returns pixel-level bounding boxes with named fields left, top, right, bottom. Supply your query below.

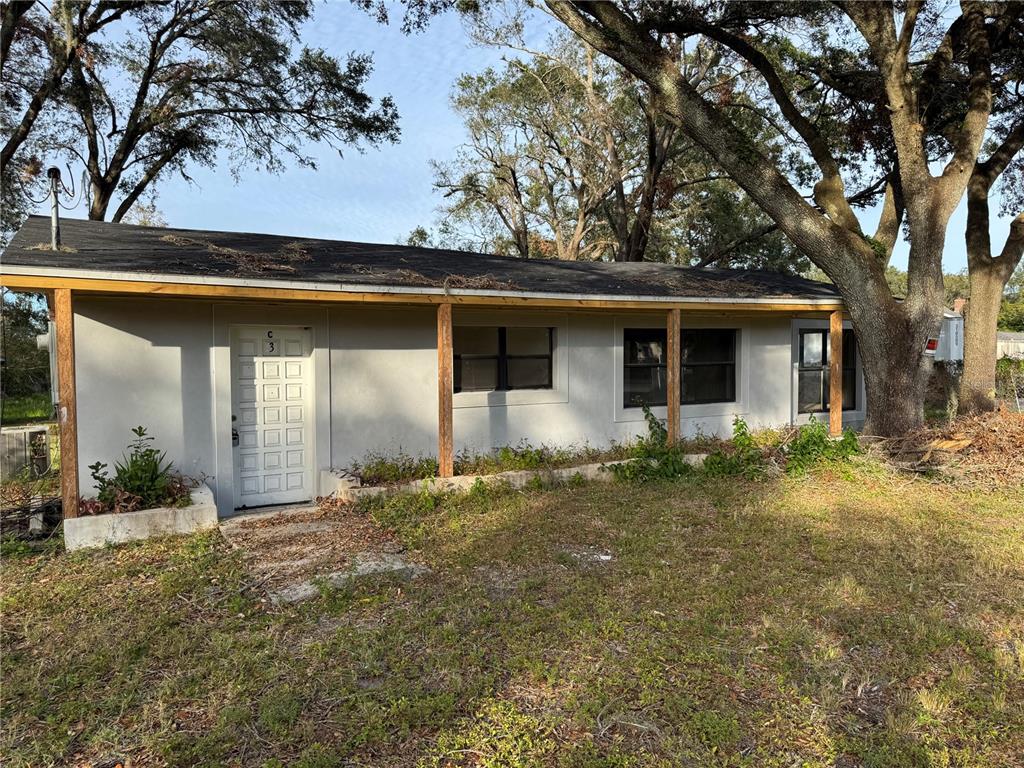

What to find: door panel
left=231, top=326, right=313, bottom=508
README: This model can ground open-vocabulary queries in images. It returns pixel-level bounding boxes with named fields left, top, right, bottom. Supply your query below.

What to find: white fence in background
left=997, top=333, right=1024, bottom=360
left=0, top=426, right=52, bottom=481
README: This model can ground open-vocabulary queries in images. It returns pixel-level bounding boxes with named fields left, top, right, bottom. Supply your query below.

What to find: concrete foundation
left=63, top=484, right=218, bottom=552
left=332, top=456, right=707, bottom=503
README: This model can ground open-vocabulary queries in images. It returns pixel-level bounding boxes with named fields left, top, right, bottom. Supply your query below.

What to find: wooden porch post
left=437, top=303, right=454, bottom=478
left=53, top=288, right=79, bottom=518
left=829, top=309, right=843, bottom=437
left=666, top=308, right=681, bottom=445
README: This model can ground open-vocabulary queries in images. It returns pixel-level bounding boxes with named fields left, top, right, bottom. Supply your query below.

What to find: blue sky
left=38, top=2, right=1013, bottom=275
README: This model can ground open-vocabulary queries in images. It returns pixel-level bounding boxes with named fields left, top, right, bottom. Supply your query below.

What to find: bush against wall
left=83, top=427, right=193, bottom=515
left=610, top=411, right=861, bottom=482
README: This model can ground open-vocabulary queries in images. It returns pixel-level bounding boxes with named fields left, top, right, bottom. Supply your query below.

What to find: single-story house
left=2, top=215, right=862, bottom=517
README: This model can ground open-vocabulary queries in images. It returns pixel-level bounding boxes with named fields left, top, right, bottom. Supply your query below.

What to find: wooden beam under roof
left=829, top=309, right=844, bottom=437
left=666, top=308, right=681, bottom=445
left=0, top=273, right=845, bottom=314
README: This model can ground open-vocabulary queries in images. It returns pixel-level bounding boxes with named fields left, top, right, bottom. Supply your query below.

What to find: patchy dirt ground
left=884, top=409, right=1024, bottom=487
left=218, top=498, right=413, bottom=599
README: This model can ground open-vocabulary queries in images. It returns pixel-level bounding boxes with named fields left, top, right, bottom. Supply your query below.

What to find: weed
left=350, top=450, right=439, bottom=486
left=783, top=418, right=861, bottom=475
left=258, top=686, right=302, bottom=738
left=702, top=416, right=766, bottom=478
left=605, top=405, right=698, bottom=482
left=349, top=442, right=632, bottom=486
left=294, top=744, right=341, bottom=768
left=85, top=426, right=192, bottom=514
left=422, top=700, right=557, bottom=767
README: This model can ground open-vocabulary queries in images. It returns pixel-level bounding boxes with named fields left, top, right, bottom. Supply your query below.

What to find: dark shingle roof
left=3, top=216, right=839, bottom=301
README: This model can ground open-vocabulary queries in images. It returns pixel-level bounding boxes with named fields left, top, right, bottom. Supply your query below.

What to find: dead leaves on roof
left=156, top=234, right=521, bottom=289
left=352, top=264, right=520, bottom=292
left=160, top=234, right=311, bottom=274
left=25, top=242, right=78, bottom=252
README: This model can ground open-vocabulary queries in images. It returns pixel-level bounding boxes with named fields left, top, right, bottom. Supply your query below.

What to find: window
left=798, top=328, right=856, bottom=413
left=623, top=328, right=668, bottom=407
left=622, top=327, right=737, bottom=408
left=454, top=326, right=553, bottom=393
left=682, top=329, right=736, bottom=404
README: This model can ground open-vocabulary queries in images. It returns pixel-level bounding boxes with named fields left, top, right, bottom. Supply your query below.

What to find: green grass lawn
left=0, top=393, right=53, bottom=426
left=2, top=462, right=1022, bottom=767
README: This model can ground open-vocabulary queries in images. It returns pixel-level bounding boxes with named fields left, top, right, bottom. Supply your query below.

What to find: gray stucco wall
left=73, top=297, right=837, bottom=512
left=75, top=298, right=217, bottom=500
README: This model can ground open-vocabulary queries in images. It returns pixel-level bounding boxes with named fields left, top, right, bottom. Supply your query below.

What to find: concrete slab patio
left=219, top=502, right=428, bottom=605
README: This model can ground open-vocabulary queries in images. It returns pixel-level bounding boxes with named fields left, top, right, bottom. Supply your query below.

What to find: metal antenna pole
left=47, top=166, right=61, bottom=250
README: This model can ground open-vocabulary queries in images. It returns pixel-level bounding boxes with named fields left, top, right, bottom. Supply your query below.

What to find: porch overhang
left=0, top=266, right=846, bottom=314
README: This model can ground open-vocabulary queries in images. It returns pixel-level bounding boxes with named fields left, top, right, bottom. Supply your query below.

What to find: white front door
left=231, top=326, right=314, bottom=509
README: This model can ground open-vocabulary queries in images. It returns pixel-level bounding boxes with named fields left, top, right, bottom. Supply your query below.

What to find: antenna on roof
left=47, top=167, right=61, bottom=250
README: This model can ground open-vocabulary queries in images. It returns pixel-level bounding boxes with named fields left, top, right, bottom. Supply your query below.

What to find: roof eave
left=0, top=264, right=845, bottom=312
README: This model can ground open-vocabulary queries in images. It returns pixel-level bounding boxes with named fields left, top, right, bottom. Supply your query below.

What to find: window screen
left=454, top=326, right=553, bottom=393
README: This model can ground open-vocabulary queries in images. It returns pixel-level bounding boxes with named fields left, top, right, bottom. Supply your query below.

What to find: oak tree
left=1, top=0, right=400, bottom=229
left=539, top=0, right=1019, bottom=435
left=430, top=30, right=798, bottom=266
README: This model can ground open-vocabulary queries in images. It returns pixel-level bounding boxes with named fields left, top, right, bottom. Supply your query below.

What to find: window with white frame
left=797, top=328, right=856, bottom=412
left=454, top=326, right=554, bottom=393
left=622, top=327, right=737, bottom=408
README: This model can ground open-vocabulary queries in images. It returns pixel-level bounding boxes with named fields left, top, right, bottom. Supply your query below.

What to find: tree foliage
left=1, top=0, right=400, bottom=234
left=423, top=29, right=804, bottom=268
left=528, top=0, right=1021, bottom=435
left=0, top=289, right=49, bottom=398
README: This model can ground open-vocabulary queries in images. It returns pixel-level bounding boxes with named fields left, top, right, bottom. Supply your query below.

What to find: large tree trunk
left=853, top=299, right=937, bottom=436
left=835, top=246, right=942, bottom=436
left=958, top=121, right=1024, bottom=413
left=88, top=185, right=112, bottom=221
left=960, top=264, right=1004, bottom=411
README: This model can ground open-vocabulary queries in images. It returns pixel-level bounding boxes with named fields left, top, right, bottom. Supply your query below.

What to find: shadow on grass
left=2, top=465, right=1022, bottom=767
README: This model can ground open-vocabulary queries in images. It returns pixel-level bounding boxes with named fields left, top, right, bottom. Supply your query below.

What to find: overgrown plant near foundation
left=702, top=417, right=861, bottom=478
left=610, top=411, right=861, bottom=483
left=783, top=419, right=861, bottom=475
left=606, top=406, right=699, bottom=482
left=349, top=442, right=631, bottom=486
left=456, top=442, right=629, bottom=475
left=84, top=426, right=193, bottom=515
left=349, top=450, right=440, bottom=486
left=702, top=417, right=767, bottom=479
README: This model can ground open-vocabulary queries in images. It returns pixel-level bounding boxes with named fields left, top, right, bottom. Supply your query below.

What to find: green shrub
left=606, top=406, right=698, bottom=482
left=350, top=450, right=439, bottom=485
left=86, top=426, right=192, bottom=514
left=612, top=413, right=861, bottom=484
left=702, top=416, right=766, bottom=479
left=783, top=418, right=861, bottom=475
